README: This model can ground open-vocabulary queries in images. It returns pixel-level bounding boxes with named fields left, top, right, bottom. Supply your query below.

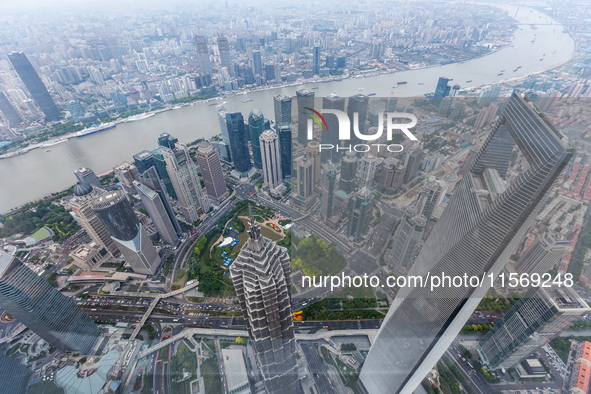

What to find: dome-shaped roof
left=73, top=182, right=93, bottom=196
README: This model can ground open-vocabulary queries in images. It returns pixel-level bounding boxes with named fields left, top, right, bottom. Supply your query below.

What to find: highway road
left=301, top=342, right=337, bottom=394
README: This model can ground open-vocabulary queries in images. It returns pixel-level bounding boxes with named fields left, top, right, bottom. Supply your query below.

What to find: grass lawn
left=549, top=337, right=571, bottom=363
left=201, top=357, right=222, bottom=394
left=291, top=234, right=346, bottom=276
left=169, top=342, right=197, bottom=394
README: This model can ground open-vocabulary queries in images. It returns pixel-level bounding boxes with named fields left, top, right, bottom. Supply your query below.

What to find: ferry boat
left=498, top=73, right=504, bottom=76
left=75, top=123, right=116, bottom=138
left=397, top=81, right=407, bottom=85
left=466, top=80, right=472, bottom=83
left=124, top=113, right=155, bottom=122
left=242, top=99, right=253, bottom=103
left=45, top=149, right=51, bottom=152
left=418, top=82, right=424, bottom=85
left=367, top=93, right=377, bottom=96
left=41, top=138, right=68, bottom=147
left=311, top=87, right=319, bottom=90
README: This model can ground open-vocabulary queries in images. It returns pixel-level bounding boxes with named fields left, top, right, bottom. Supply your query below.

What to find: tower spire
left=247, top=204, right=262, bottom=241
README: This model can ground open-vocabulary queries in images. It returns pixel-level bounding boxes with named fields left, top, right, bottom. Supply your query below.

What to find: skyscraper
left=226, top=112, right=252, bottom=176
left=162, top=144, right=211, bottom=222
left=252, top=50, right=263, bottom=76
left=74, top=167, right=101, bottom=188
left=273, top=94, right=292, bottom=127
left=360, top=92, right=575, bottom=394
left=477, top=286, right=589, bottom=369
left=133, top=150, right=156, bottom=174
left=151, top=146, right=178, bottom=199
left=0, top=251, right=101, bottom=353
left=260, top=129, right=283, bottom=192
left=379, top=158, right=402, bottom=194
left=195, top=36, right=213, bottom=76
left=402, top=148, right=425, bottom=185
left=278, top=123, right=292, bottom=180
left=295, top=156, right=314, bottom=199
left=248, top=109, right=266, bottom=170
left=196, top=141, right=228, bottom=203
left=229, top=211, right=298, bottom=394
left=347, top=187, right=374, bottom=241
left=133, top=180, right=179, bottom=246
left=339, top=151, right=358, bottom=193
left=7, top=52, right=60, bottom=121
left=296, top=89, right=314, bottom=145
left=92, top=191, right=161, bottom=275
left=0, top=90, right=23, bottom=126
left=321, top=160, right=337, bottom=223
left=113, top=161, right=140, bottom=194
left=158, top=132, right=178, bottom=150
left=216, top=104, right=232, bottom=161
left=515, top=232, right=567, bottom=275
left=306, top=141, right=321, bottom=186
left=217, top=35, right=234, bottom=76
left=434, top=77, right=451, bottom=98
left=68, top=182, right=121, bottom=259
left=0, top=352, right=32, bottom=393
left=347, top=94, right=369, bottom=148
left=416, top=180, right=446, bottom=221
left=388, top=206, right=427, bottom=275
left=321, top=94, right=346, bottom=164
left=357, top=154, right=378, bottom=189
left=312, top=45, right=320, bottom=75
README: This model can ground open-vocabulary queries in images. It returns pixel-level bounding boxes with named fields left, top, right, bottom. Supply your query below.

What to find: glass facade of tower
left=226, top=112, right=252, bottom=175
left=296, top=89, right=314, bottom=145
left=360, top=92, right=575, bottom=394
left=92, top=192, right=139, bottom=241
left=248, top=109, right=265, bottom=170
left=278, top=123, right=292, bottom=180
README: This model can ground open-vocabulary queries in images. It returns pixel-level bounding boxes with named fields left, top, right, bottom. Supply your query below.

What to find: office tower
left=113, top=161, right=140, bottom=194
left=196, top=141, right=228, bottom=203
left=322, top=94, right=346, bottom=164
left=151, top=146, right=178, bottom=199
left=478, top=85, right=502, bottom=106
left=0, top=90, right=23, bottom=126
left=388, top=206, right=427, bottom=275
left=515, top=232, right=567, bottom=275
left=260, top=130, right=283, bottom=192
left=347, top=187, right=374, bottom=241
left=74, top=167, right=101, bottom=188
left=359, top=92, right=574, bottom=394
left=92, top=191, right=161, bottom=275
left=357, top=154, right=378, bottom=189
left=252, top=50, right=263, bottom=76
left=306, top=141, right=321, bottom=186
left=313, top=45, right=320, bottom=75
left=133, top=150, right=156, bottom=174
left=273, top=94, right=292, bottom=127
left=433, top=77, right=451, bottom=98
left=195, top=36, right=213, bottom=76
left=347, top=94, right=369, bottom=148
left=296, top=89, right=314, bottom=145
left=7, top=52, right=60, bottom=121
left=66, top=100, right=84, bottom=121
left=478, top=286, right=589, bottom=369
left=321, top=160, right=337, bottom=222
left=379, top=158, right=402, bottom=193
left=422, top=155, right=443, bottom=173
left=0, top=353, right=31, bottom=393
left=402, top=148, right=425, bottom=185
left=216, top=104, right=232, bottom=161
left=278, top=123, right=292, bottom=180
left=229, top=212, right=299, bottom=394
left=69, top=183, right=121, bottom=258
left=136, top=166, right=182, bottom=238
left=0, top=251, right=101, bottom=353
left=133, top=180, right=179, bottom=246
left=416, top=180, right=446, bottom=221
left=249, top=109, right=265, bottom=170
left=162, top=144, right=211, bottom=222
left=295, top=156, right=314, bottom=199
left=265, top=64, right=276, bottom=81
left=339, top=151, right=358, bottom=193
left=475, top=104, right=499, bottom=128
left=217, top=35, right=234, bottom=76
left=158, top=132, right=178, bottom=150
left=326, top=55, right=335, bottom=69
left=226, top=112, right=252, bottom=176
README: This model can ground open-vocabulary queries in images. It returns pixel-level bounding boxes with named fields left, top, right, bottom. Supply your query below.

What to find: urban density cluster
left=1, top=1, right=591, bottom=394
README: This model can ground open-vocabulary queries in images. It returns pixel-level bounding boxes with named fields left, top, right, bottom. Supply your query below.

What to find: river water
left=0, top=5, right=574, bottom=213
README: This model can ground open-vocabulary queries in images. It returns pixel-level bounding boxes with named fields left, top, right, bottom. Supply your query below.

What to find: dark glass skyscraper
left=278, top=123, right=292, bottom=180
left=322, top=94, right=346, bottom=164
left=252, top=50, right=263, bottom=76
left=248, top=109, right=265, bottom=169
left=7, top=52, right=60, bottom=121
left=313, top=45, right=320, bottom=75
left=158, top=132, right=178, bottom=150
left=273, top=94, right=292, bottom=127
left=226, top=112, right=252, bottom=175
left=0, top=91, right=23, bottom=126
left=133, top=150, right=156, bottom=174
left=151, top=146, right=178, bottom=199
left=195, top=36, right=213, bottom=76
left=217, top=35, right=234, bottom=76
left=0, top=352, right=32, bottom=393
left=434, top=76, right=451, bottom=98
left=0, top=251, right=101, bottom=354
left=360, top=92, right=575, bottom=394
left=347, top=94, right=369, bottom=149
left=296, top=89, right=314, bottom=145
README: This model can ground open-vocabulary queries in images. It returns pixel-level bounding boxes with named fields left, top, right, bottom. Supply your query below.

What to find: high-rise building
left=321, top=160, right=337, bottom=223
left=74, top=167, right=101, bottom=188
left=347, top=187, right=374, bottom=241
left=162, top=143, right=211, bottom=222
left=113, top=161, right=140, bottom=194
left=296, top=89, right=314, bottom=145
left=195, top=36, right=213, bottom=76
left=68, top=183, right=121, bottom=259
left=66, top=100, right=85, bottom=121
left=278, top=123, right=292, bottom=180
left=313, top=45, right=320, bottom=75
left=273, top=94, right=292, bottom=127
left=217, top=35, right=234, bottom=76
left=229, top=212, right=299, bottom=394
left=0, top=352, right=32, bottom=393
left=306, top=141, right=321, bottom=186
left=347, top=94, right=369, bottom=148
left=252, top=50, right=263, bottom=76
left=379, top=158, right=403, bottom=193
left=249, top=109, right=266, bottom=169
left=478, top=85, right=502, bottom=106
left=0, top=251, right=101, bottom=353
left=416, top=180, right=446, bottom=221
left=226, top=112, right=252, bottom=176
left=478, top=286, right=590, bottom=369
left=339, top=151, right=358, bottom=193
left=322, top=94, right=346, bottom=164
left=434, top=77, right=451, bottom=98
left=133, top=180, right=179, bottom=246
left=295, top=156, right=314, bottom=199
left=196, top=141, right=228, bottom=203
left=158, top=132, right=178, bottom=150
left=515, top=232, right=567, bottom=275
left=92, top=191, right=161, bottom=275
left=260, top=130, right=283, bottom=192
left=133, top=150, right=156, bottom=174
left=0, top=90, right=23, bottom=126
left=359, top=92, right=575, bottom=394
left=151, top=146, right=178, bottom=199
left=216, top=104, right=232, bottom=161
left=402, top=148, right=425, bottom=185
left=7, top=52, right=60, bottom=121
left=388, top=206, right=427, bottom=275
left=357, top=154, right=378, bottom=189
